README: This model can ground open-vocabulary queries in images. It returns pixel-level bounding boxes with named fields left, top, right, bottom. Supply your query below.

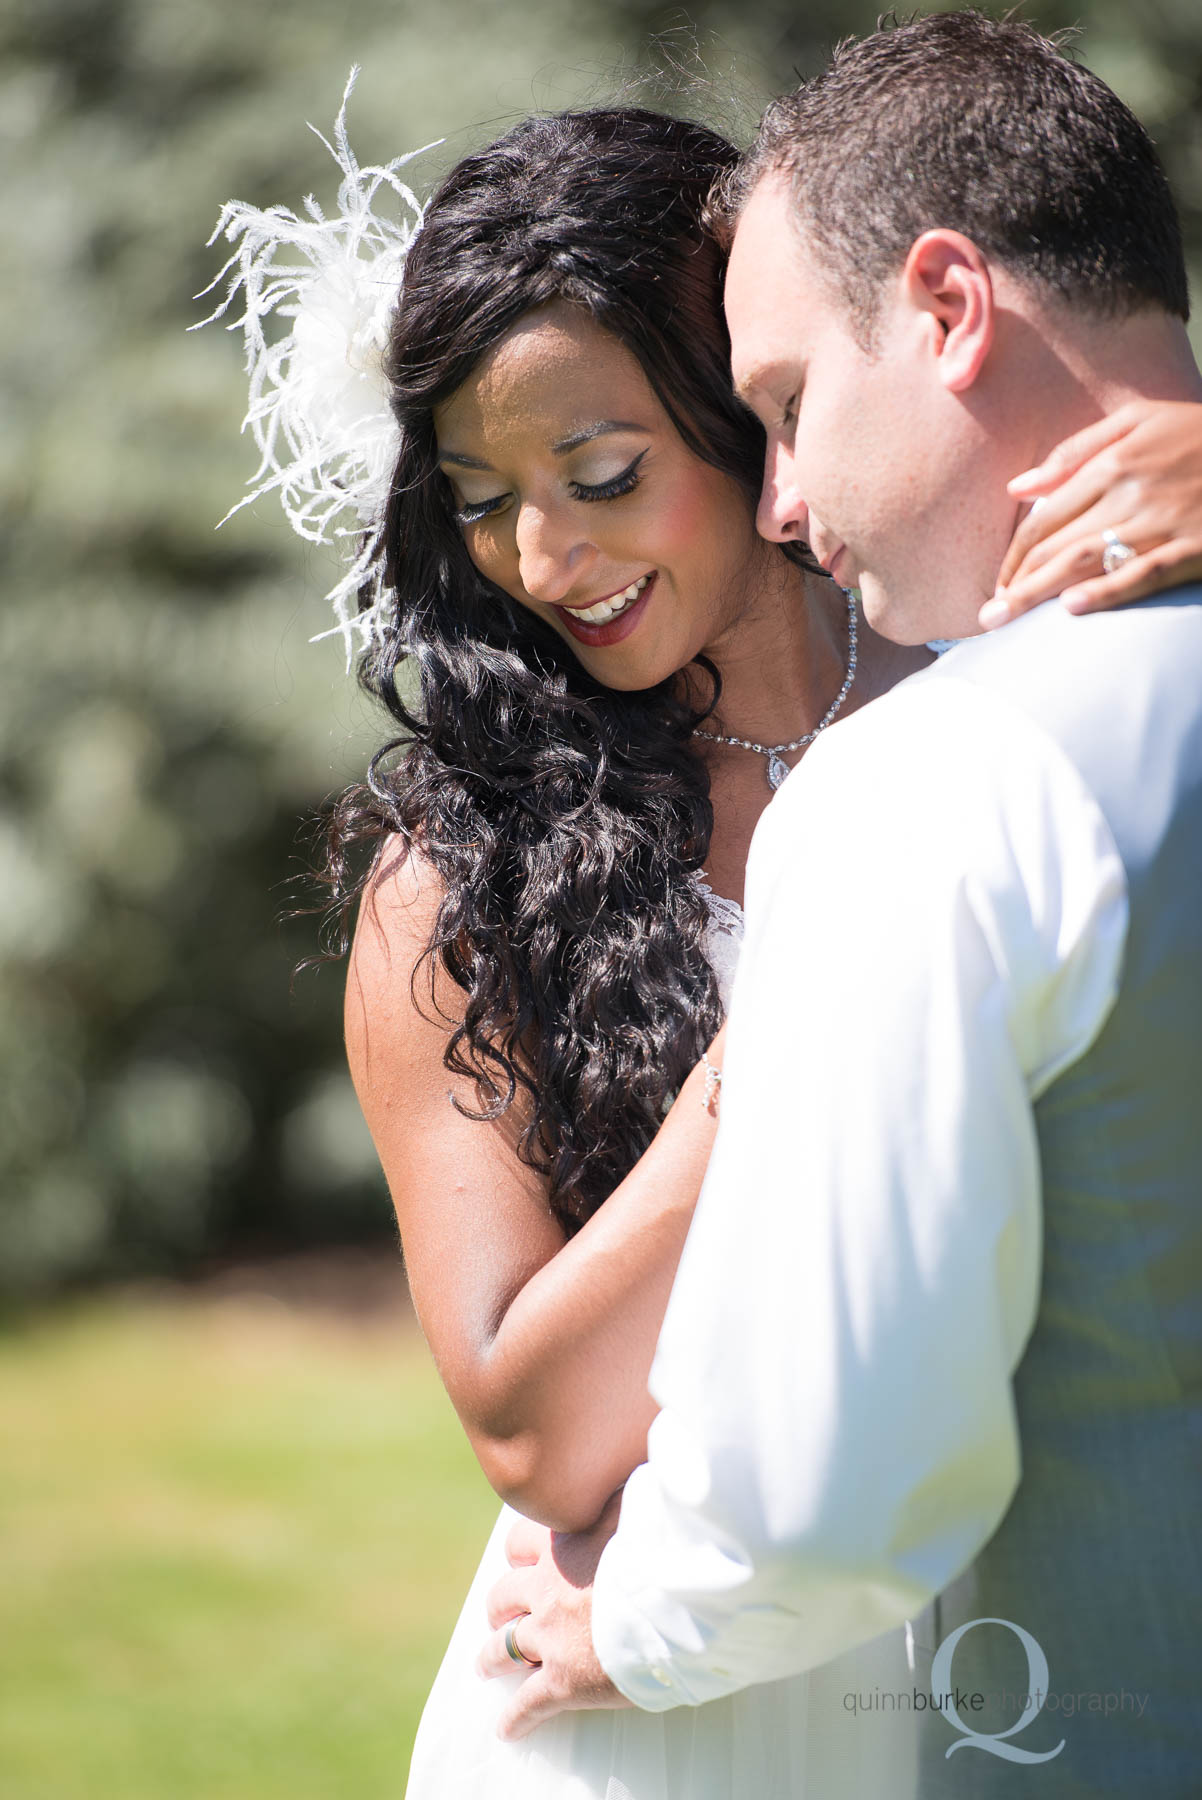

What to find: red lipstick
left=555, top=573, right=657, bottom=647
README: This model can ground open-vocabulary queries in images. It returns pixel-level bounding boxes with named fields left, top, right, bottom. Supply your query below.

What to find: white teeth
left=569, top=575, right=650, bottom=625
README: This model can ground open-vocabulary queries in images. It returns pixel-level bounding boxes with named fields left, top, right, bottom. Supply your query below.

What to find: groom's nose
left=756, top=439, right=809, bottom=544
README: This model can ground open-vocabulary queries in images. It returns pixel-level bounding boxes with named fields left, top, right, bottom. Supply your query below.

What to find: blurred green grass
left=0, top=1269, right=499, bottom=1798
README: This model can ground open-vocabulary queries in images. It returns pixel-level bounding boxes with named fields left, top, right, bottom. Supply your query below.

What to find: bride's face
left=433, top=302, right=773, bottom=691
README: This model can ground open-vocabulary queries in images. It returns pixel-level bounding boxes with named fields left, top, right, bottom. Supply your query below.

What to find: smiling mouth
left=558, top=573, right=652, bottom=625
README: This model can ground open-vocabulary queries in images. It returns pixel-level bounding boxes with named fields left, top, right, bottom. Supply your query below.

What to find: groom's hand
left=476, top=1490, right=633, bottom=1740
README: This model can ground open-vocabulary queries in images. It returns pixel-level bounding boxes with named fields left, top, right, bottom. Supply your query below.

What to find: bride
left=209, top=96, right=1202, bottom=1799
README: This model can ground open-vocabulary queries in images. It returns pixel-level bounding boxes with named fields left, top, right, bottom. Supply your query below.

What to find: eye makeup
left=451, top=451, right=648, bottom=527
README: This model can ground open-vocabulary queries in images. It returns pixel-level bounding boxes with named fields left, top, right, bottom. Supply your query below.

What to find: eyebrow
left=552, top=419, right=648, bottom=454
left=437, top=448, right=494, bottom=470
left=438, top=419, right=650, bottom=471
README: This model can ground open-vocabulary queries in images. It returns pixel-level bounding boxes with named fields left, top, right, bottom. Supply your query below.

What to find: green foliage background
left=3, top=0, right=1200, bottom=1299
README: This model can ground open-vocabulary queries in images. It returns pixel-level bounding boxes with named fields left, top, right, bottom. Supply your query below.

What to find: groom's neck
left=1018, top=306, right=1202, bottom=466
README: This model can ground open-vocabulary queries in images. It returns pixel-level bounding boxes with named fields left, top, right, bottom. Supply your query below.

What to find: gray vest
left=907, top=593, right=1202, bottom=1795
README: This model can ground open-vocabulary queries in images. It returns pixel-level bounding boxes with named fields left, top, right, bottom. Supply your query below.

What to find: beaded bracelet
left=701, top=1051, right=723, bottom=1114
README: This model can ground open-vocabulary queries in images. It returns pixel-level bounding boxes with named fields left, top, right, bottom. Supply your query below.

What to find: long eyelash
left=454, top=495, right=504, bottom=525
left=570, top=451, right=647, bottom=503
left=453, top=450, right=647, bottom=525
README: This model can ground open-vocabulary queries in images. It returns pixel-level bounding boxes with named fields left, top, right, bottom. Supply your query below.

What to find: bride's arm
left=345, top=842, right=722, bottom=1535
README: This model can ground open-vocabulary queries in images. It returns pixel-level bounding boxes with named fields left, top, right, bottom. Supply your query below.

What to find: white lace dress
left=403, top=880, right=921, bottom=1799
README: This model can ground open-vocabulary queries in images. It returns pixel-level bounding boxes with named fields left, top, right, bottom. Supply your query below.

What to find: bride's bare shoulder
left=351, top=832, right=446, bottom=966
left=344, top=833, right=466, bottom=1107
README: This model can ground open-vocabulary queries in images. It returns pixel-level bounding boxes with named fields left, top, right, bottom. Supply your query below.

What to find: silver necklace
left=695, top=589, right=859, bottom=791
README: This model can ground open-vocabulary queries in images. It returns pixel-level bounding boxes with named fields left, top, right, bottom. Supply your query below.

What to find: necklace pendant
left=766, top=753, right=790, bottom=791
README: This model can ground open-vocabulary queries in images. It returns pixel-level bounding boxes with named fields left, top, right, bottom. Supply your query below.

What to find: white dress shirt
left=591, top=665, right=1129, bottom=1711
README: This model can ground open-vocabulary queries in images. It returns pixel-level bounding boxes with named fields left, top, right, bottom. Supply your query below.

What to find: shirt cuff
left=591, top=1536, right=697, bottom=1711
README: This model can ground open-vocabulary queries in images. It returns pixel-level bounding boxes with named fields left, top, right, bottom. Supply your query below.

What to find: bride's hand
left=981, top=400, right=1202, bottom=629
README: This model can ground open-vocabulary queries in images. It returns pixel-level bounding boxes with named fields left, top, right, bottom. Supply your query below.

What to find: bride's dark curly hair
left=322, top=106, right=804, bottom=1232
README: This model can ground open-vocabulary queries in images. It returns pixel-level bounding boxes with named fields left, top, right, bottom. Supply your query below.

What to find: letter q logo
left=931, top=1617, right=1065, bottom=1764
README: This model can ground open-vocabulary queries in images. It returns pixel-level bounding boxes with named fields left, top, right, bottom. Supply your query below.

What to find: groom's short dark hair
left=721, top=10, right=1189, bottom=336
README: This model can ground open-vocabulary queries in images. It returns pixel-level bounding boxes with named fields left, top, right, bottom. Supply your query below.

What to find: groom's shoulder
left=900, top=588, right=1202, bottom=848
left=776, top=586, right=1202, bottom=850
left=919, top=586, right=1202, bottom=733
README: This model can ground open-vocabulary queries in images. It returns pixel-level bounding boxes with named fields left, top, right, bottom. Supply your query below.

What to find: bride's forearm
left=470, top=1049, right=720, bottom=1533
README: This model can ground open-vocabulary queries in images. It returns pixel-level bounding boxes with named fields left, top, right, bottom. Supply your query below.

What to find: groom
left=479, top=13, right=1202, bottom=1790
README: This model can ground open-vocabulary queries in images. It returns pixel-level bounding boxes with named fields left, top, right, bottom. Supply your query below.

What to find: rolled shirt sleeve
left=592, top=675, right=1129, bottom=1710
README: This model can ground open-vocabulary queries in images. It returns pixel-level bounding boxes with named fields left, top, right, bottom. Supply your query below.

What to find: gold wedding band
left=504, top=1617, right=540, bottom=1668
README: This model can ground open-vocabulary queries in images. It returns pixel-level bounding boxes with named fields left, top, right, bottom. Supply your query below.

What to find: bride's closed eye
left=570, top=450, right=647, bottom=504
left=452, top=452, right=648, bottom=526
left=455, top=493, right=510, bottom=525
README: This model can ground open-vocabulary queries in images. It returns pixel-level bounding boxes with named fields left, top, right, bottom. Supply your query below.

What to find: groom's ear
left=900, top=230, right=995, bottom=394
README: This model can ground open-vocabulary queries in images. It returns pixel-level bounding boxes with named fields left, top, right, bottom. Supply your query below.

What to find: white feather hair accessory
left=193, top=68, right=441, bottom=667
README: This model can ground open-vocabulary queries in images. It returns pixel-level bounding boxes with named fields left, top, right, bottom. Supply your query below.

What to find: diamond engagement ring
left=1101, top=528, right=1138, bottom=576
left=505, top=1618, right=540, bottom=1668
